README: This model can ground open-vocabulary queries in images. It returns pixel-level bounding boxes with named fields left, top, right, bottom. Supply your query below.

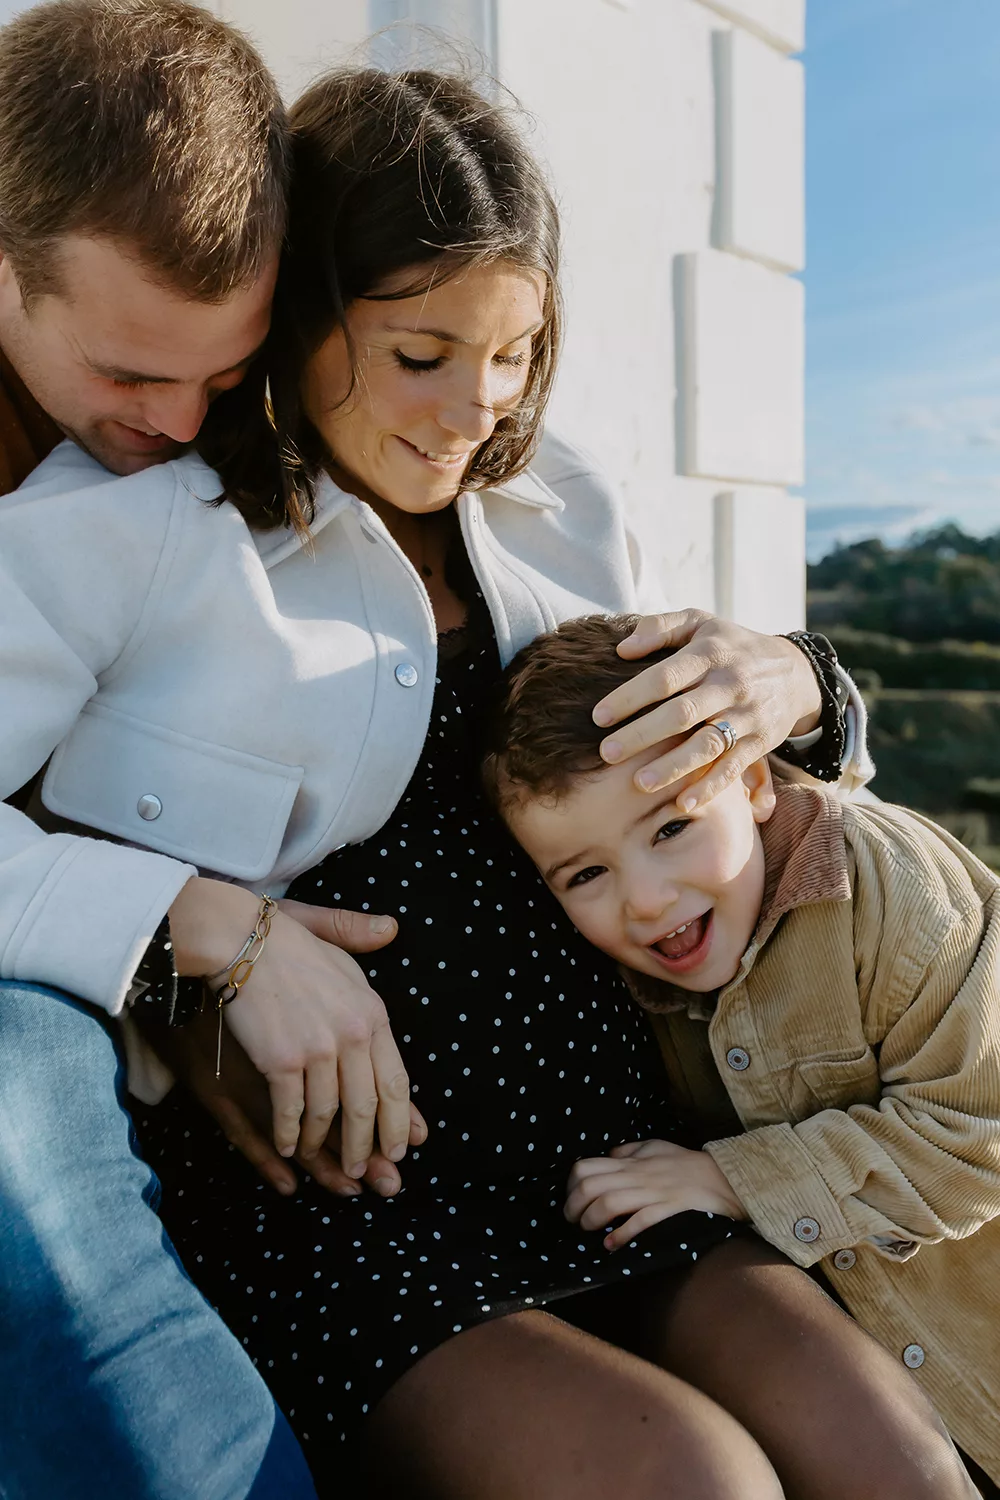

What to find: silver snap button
left=902, top=1343, right=925, bottom=1370
left=395, top=662, right=419, bottom=688
left=793, top=1216, right=821, bottom=1243
left=726, top=1047, right=750, bottom=1071
left=136, top=794, right=162, bottom=821
left=833, top=1249, right=856, bottom=1270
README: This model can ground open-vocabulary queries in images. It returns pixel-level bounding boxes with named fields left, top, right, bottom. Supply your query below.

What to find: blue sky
left=805, top=0, right=1000, bottom=559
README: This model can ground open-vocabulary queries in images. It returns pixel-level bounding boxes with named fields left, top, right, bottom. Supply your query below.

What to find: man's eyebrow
left=382, top=321, right=542, bottom=347
left=87, top=338, right=268, bottom=386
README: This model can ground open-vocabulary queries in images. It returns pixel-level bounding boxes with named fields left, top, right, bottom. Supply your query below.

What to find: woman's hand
left=592, top=610, right=823, bottom=807
left=565, top=1139, right=747, bottom=1251
left=169, top=880, right=411, bottom=1167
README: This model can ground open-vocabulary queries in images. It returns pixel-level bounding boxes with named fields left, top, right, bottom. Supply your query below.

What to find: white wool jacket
left=0, top=431, right=871, bottom=1030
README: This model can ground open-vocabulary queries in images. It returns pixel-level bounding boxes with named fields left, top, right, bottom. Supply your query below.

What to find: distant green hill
left=807, top=523, right=1000, bottom=869
left=808, top=523, right=1000, bottom=643
left=815, top=627, right=1000, bottom=693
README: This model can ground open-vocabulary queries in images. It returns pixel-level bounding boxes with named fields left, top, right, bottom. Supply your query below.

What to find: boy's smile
left=506, top=742, right=775, bottom=992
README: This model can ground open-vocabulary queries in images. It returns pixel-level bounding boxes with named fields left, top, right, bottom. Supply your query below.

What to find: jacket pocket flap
left=796, top=1048, right=881, bottom=1110
left=43, top=703, right=303, bottom=882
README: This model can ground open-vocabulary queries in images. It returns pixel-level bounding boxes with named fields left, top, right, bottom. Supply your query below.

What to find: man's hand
left=153, top=1012, right=428, bottom=1199
left=565, top=1139, right=747, bottom=1251
left=156, top=898, right=426, bottom=1186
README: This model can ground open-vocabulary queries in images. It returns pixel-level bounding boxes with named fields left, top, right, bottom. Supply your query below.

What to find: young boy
left=483, top=613, right=1000, bottom=1492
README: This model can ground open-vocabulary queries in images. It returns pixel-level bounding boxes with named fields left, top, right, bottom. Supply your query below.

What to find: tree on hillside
left=808, top=525, right=1000, bottom=643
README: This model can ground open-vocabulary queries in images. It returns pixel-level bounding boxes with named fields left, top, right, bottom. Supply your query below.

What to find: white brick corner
left=715, top=26, right=805, bottom=272
left=696, top=0, right=805, bottom=55
left=714, top=487, right=805, bottom=631
left=679, top=249, right=804, bottom=488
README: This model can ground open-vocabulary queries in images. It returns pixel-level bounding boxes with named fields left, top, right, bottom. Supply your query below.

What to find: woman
left=0, top=67, right=974, bottom=1500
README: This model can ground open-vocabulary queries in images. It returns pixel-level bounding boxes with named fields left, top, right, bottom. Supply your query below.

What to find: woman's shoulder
left=484, top=429, right=625, bottom=539
left=527, top=429, right=621, bottom=512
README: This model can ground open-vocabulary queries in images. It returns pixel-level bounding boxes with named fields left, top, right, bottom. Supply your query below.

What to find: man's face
left=0, top=234, right=276, bottom=475
left=507, top=744, right=775, bottom=993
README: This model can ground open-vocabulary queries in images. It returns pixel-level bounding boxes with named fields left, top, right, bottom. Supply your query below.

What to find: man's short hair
left=482, top=614, right=677, bottom=812
left=0, top=0, right=288, bottom=300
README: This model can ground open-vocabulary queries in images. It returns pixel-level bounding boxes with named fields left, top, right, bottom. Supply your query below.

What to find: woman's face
left=301, top=260, right=545, bottom=514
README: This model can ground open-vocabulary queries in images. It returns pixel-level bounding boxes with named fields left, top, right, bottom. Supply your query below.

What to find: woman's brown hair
left=199, top=65, right=562, bottom=533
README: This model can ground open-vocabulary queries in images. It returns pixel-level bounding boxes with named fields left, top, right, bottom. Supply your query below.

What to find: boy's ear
left=742, top=757, right=776, bottom=824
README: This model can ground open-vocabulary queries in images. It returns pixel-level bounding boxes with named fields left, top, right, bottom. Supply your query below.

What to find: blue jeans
left=0, top=981, right=318, bottom=1500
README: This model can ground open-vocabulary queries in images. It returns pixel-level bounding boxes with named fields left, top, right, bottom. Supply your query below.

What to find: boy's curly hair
left=482, top=614, right=677, bottom=812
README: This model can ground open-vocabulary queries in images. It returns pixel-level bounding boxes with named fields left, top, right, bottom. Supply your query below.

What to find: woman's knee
left=661, top=1239, right=975, bottom=1500
left=367, top=1310, right=784, bottom=1500
left=847, top=1385, right=979, bottom=1500
left=637, top=1400, right=785, bottom=1500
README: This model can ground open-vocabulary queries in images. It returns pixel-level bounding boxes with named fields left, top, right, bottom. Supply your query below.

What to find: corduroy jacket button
left=902, top=1344, right=925, bottom=1370
left=833, top=1249, right=856, bottom=1270
left=793, top=1217, right=821, bottom=1243
left=726, top=1047, right=750, bottom=1071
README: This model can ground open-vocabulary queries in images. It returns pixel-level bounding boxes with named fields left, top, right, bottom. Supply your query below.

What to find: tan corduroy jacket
left=633, top=784, right=1000, bottom=1480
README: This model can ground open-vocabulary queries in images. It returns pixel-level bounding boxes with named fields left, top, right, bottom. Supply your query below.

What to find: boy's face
left=507, top=743, right=775, bottom=993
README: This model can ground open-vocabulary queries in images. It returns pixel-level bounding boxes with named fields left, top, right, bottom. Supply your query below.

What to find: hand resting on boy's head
left=565, top=1139, right=748, bottom=1251
left=593, top=609, right=823, bottom=807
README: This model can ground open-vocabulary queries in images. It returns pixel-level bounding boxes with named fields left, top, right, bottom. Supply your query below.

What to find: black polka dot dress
left=136, top=597, right=735, bottom=1489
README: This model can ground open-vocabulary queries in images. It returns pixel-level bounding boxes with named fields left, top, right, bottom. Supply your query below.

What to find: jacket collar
left=249, top=461, right=565, bottom=569
left=486, top=467, right=566, bottom=512
left=755, top=782, right=852, bottom=945
left=626, top=783, right=852, bottom=1017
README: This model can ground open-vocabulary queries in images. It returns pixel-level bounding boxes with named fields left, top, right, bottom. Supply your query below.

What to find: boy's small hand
left=565, top=1139, right=748, bottom=1251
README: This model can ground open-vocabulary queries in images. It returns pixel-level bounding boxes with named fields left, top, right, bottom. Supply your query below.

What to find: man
left=0, top=3, right=396, bottom=1494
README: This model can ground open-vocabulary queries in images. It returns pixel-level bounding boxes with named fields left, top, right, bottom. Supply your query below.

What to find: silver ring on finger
left=711, top=720, right=738, bottom=755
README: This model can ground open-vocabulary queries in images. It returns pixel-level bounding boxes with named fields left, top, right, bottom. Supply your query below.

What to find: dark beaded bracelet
left=778, top=631, right=848, bottom=784
left=131, top=914, right=204, bottom=1027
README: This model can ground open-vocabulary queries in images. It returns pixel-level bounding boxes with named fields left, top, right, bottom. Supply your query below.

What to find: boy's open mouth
left=648, top=910, right=713, bottom=973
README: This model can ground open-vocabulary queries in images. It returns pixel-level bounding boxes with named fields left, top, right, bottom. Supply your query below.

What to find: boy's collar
left=755, top=781, right=852, bottom=945
left=624, top=782, right=852, bottom=1016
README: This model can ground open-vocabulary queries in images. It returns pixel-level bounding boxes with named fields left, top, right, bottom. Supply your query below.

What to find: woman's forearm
left=167, top=876, right=264, bottom=978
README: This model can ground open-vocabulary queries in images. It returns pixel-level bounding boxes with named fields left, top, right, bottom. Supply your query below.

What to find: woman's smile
left=396, top=435, right=474, bottom=471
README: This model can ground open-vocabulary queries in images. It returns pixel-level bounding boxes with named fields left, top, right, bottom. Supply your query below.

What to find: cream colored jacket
left=638, top=785, right=1000, bottom=1480
left=0, top=433, right=646, bottom=1015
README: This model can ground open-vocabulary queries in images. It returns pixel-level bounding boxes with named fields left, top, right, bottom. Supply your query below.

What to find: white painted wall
left=679, top=250, right=804, bottom=485
left=215, top=0, right=370, bottom=99
left=492, top=0, right=807, bottom=627
left=715, top=26, right=804, bottom=272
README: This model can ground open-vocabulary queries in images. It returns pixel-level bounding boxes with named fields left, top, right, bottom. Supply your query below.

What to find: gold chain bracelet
left=203, top=894, right=277, bottom=1077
